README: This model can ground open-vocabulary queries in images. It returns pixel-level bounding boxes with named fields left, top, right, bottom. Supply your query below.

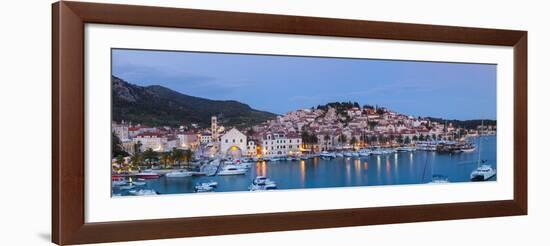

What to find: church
left=220, top=128, right=247, bottom=158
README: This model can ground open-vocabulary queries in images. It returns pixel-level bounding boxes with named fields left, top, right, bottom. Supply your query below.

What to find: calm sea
left=115, top=135, right=496, bottom=195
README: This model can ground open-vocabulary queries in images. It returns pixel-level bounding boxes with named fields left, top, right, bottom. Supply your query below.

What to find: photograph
left=110, top=48, right=497, bottom=196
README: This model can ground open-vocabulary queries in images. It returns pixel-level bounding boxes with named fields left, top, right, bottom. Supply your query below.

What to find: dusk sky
left=112, top=49, right=496, bottom=120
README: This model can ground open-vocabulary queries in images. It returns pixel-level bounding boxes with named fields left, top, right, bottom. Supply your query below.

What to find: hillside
left=111, top=76, right=277, bottom=128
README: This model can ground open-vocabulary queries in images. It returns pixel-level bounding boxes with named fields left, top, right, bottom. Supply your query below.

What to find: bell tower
left=211, top=116, right=218, bottom=142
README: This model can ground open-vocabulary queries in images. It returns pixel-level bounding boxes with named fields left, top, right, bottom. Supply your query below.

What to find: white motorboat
left=249, top=176, right=278, bottom=191
left=351, top=152, right=360, bottom=157
left=470, top=164, right=496, bottom=181
left=396, top=146, right=417, bottom=152
left=370, top=149, right=384, bottom=155
left=320, top=151, right=336, bottom=159
left=128, top=189, right=157, bottom=196
left=268, top=157, right=281, bottom=162
left=335, top=153, right=344, bottom=158
left=252, top=176, right=275, bottom=185
left=249, top=182, right=277, bottom=191
left=358, top=149, right=371, bottom=157
left=217, top=165, right=247, bottom=175
left=470, top=121, right=496, bottom=181
left=415, top=141, right=441, bottom=151
left=165, top=170, right=193, bottom=178
left=460, top=143, right=476, bottom=153
left=343, top=152, right=353, bottom=157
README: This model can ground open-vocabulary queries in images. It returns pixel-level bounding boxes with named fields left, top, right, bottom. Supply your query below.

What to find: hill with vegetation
left=112, top=76, right=277, bottom=128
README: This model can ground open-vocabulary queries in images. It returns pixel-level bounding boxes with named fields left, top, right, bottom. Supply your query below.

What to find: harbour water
left=115, top=136, right=496, bottom=195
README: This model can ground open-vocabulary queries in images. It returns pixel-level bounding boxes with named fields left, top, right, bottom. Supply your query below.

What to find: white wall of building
left=220, top=128, right=247, bottom=157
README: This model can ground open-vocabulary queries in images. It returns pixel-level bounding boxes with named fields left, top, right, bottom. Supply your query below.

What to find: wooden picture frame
left=52, top=1, right=527, bottom=245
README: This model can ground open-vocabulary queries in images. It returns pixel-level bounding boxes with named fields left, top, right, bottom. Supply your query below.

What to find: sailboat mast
left=477, top=120, right=483, bottom=167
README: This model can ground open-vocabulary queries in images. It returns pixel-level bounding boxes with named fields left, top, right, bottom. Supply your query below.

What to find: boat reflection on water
left=114, top=136, right=496, bottom=196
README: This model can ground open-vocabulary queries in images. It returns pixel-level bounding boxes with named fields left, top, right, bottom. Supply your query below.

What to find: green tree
left=114, top=155, right=125, bottom=172
left=142, top=148, right=158, bottom=167
left=419, top=134, right=426, bottom=141
left=129, top=153, right=142, bottom=172
left=396, top=135, right=404, bottom=144
left=404, top=136, right=411, bottom=144
left=160, top=151, right=172, bottom=169
left=171, top=148, right=184, bottom=166
left=412, top=135, right=418, bottom=142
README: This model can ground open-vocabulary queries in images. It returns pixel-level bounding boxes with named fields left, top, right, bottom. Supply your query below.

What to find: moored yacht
left=358, top=149, right=371, bottom=157
left=320, top=151, right=336, bottom=159
left=470, top=121, right=496, bottom=181
left=396, top=146, right=416, bottom=152
left=460, top=143, right=476, bottom=153
left=136, top=170, right=160, bottom=179
left=470, top=164, right=496, bottom=181
left=217, top=165, right=247, bottom=175
left=249, top=176, right=278, bottom=191
left=165, top=170, right=193, bottom=178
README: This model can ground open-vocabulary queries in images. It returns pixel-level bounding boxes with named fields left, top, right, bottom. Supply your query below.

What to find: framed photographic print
left=52, top=1, right=527, bottom=245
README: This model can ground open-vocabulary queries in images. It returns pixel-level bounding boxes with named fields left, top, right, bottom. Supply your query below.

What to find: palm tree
left=419, top=134, right=426, bottom=141
left=396, top=135, right=404, bottom=145
left=171, top=148, right=184, bottom=168
left=129, top=153, right=142, bottom=172
left=160, top=151, right=172, bottom=169
left=114, top=155, right=124, bottom=172
left=142, top=148, right=158, bottom=167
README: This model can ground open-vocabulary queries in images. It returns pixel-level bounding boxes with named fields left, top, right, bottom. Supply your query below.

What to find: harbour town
left=111, top=103, right=497, bottom=196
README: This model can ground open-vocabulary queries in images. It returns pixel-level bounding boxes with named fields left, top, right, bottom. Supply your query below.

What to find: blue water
left=115, top=136, right=496, bottom=195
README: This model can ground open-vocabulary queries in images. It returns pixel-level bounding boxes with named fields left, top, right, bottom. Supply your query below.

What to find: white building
left=220, top=128, right=247, bottom=158
left=133, top=132, right=166, bottom=152
left=247, top=140, right=258, bottom=157
left=260, top=132, right=301, bottom=157
left=177, top=133, right=199, bottom=150
left=112, top=123, right=129, bottom=141
left=199, top=133, right=212, bottom=144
